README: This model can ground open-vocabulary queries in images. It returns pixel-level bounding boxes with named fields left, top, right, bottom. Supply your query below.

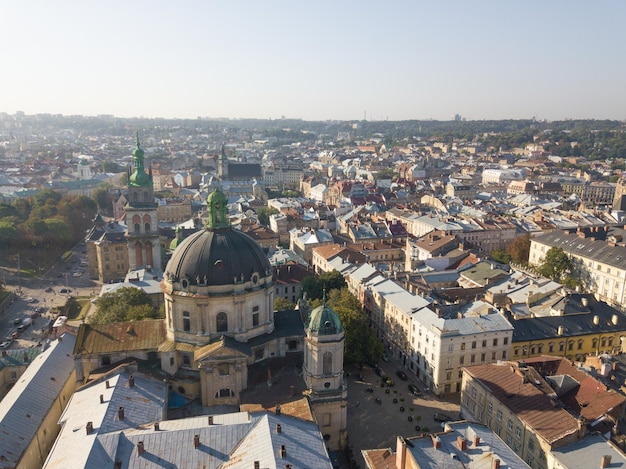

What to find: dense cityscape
left=1, top=112, right=626, bottom=468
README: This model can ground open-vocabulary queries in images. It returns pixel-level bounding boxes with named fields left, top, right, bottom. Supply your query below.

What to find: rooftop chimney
left=194, top=434, right=200, bottom=449
left=129, top=375, right=135, bottom=387
left=492, top=459, right=500, bottom=469
left=114, top=461, right=122, bottom=469
left=118, top=406, right=124, bottom=420
left=457, top=436, right=467, bottom=451
left=208, top=415, right=214, bottom=425
left=473, top=435, right=480, bottom=447
left=280, top=445, right=287, bottom=458
left=276, top=424, right=282, bottom=434
left=254, top=462, right=260, bottom=469
left=137, top=441, right=144, bottom=456
left=154, top=422, right=160, bottom=431
left=432, top=436, right=441, bottom=449
left=86, top=421, right=93, bottom=435
left=106, top=380, right=110, bottom=389
left=601, top=455, right=612, bottom=468
left=99, top=394, right=104, bottom=404
left=276, top=404, right=281, bottom=416
left=23, top=353, right=29, bottom=363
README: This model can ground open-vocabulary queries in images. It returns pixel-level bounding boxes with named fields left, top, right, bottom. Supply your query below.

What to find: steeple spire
left=129, top=132, right=149, bottom=187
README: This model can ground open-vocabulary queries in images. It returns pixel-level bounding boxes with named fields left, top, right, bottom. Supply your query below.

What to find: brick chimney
left=457, top=436, right=467, bottom=451
left=194, top=435, right=200, bottom=449
left=432, top=435, right=441, bottom=449
left=129, top=375, right=135, bottom=388
left=279, top=445, right=287, bottom=458
left=208, top=415, right=214, bottom=425
left=86, top=422, right=93, bottom=435
left=154, top=422, right=160, bottom=431
left=601, top=455, right=612, bottom=468
left=473, top=435, right=480, bottom=447
left=276, top=424, right=282, bottom=434
left=99, top=394, right=104, bottom=404
left=118, top=406, right=124, bottom=420
left=492, top=458, right=500, bottom=469
left=137, top=441, right=144, bottom=456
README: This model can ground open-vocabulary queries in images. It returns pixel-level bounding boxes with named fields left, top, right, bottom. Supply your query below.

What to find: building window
left=508, top=420, right=513, bottom=431
left=559, top=342, right=565, bottom=352
left=323, top=351, right=333, bottom=375
left=472, top=341, right=477, bottom=349
left=169, top=357, right=174, bottom=366
left=497, top=410, right=502, bottom=421
left=216, top=312, right=227, bottom=332
left=183, top=355, right=191, bottom=366
left=218, top=363, right=229, bottom=375
left=537, top=344, right=543, bottom=354
left=144, top=223, right=150, bottom=232
left=493, top=338, right=498, bottom=346
left=217, top=388, right=232, bottom=398
left=134, top=223, right=140, bottom=233
left=470, top=354, right=476, bottom=364
left=288, top=340, right=298, bottom=351
left=254, top=348, right=264, bottom=360
left=459, top=356, right=465, bottom=365
left=549, top=342, right=554, bottom=353
left=471, top=387, right=476, bottom=398
left=183, top=311, right=190, bottom=332
left=503, top=337, right=508, bottom=345
left=481, top=353, right=486, bottom=363
left=482, top=340, right=487, bottom=348
left=252, top=312, right=259, bottom=327
left=488, top=402, right=493, bottom=413
left=514, top=347, right=519, bottom=357
left=502, top=351, right=507, bottom=359
left=516, top=426, right=521, bottom=438
left=461, top=343, right=466, bottom=351
left=568, top=341, right=574, bottom=351
left=578, top=340, right=584, bottom=350
left=492, top=352, right=497, bottom=362
left=448, top=343, right=454, bottom=352
left=592, top=338, right=598, bottom=348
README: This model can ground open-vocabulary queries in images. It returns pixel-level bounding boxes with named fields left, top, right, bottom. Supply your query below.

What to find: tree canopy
left=538, top=247, right=574, bottom=282
left=89, top=287, right=160, bottom=324
left=301, top=270, right=346, bottom=301
left=325, top=288, right=383, bottom=367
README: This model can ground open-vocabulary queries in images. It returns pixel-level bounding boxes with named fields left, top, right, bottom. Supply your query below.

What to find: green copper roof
left=205, top=187, right=230, bottom=230
left=129, top=132, right=150, bottom=187
left=306, top=301, right=343, bottom=336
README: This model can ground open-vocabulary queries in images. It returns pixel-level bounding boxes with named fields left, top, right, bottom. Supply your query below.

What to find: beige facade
left=461, top=363, right=582, bottom=469
left=157, top=199, right=192, bottom=223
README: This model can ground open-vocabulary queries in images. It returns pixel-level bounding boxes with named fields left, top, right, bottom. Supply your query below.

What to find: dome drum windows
left=216, top=312, right=228, bottom=333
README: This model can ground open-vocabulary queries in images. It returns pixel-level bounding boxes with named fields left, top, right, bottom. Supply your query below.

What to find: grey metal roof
left=44, top=370, right=167, bottom=469
left=0, top=334, right=76, bottom=468
left=551, top=433, right=626, bottom=469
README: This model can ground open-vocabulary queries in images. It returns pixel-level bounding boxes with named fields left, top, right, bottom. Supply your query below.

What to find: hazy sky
left=2, top=1, right=625, bottom=122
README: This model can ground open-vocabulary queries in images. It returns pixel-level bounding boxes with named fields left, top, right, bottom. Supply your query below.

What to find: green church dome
left=306, top=302, right=343, bottom=336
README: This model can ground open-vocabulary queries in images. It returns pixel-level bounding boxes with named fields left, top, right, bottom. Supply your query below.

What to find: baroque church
left=75, top=136, right=347, bottom=450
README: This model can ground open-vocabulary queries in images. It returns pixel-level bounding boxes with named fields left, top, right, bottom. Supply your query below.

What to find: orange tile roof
left=466, top=362, right=579, bottom=444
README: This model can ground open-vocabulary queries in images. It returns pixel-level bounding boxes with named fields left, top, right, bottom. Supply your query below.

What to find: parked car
left=383, top=376, right=394, bottom=387
left=0, top=340, right=10, bottom=349
left=25, top=297, right=36, bottom=303
left=375, top=365, right=384, bottom=377
left=433, top=412, right=454, bottom=423
left=408, top=384, right=422, bottom=396
left=59, top=288, right=71, bottom=293
left=396, top=370, right=408, bottom=380
left=45, top=287, right=54, bottom=293
left=12, top=317, right=21, bottom=325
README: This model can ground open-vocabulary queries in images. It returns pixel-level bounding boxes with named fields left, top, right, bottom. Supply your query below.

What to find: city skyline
left=1, top=1, right=625, bottom=122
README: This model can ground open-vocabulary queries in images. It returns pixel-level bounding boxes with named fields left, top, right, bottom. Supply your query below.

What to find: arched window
left=216, top=312, right=227, bottom=333
left=323, top=351, right=332, bottom=375
left=183, top=311, right=190, bottom=332
left=143, top=191, right=148, bottom=202
left=216, top=388, right=233, bottom=398
left=133, top=215, right=141, bottom=233
left=592, top=338, right=598, bottom=348
left=145, top=242, right=153, bottom=267
left=144, top=223, right=150, bottom=232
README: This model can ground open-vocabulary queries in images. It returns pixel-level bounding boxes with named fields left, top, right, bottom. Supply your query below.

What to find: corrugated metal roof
left=43, top=370, right=167, bottom=469
left=0, top=334, right=76, bottom=467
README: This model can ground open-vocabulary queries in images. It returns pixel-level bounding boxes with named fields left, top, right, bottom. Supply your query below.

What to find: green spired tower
left=125, top=133, right=161, bottom=272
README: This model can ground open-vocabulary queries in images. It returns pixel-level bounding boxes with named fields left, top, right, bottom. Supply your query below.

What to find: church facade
left=75, top=139, right=347, bottom=450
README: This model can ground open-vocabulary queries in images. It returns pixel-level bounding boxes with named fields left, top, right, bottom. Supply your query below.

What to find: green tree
left=326, top=288, right=383, bottom=367
left=301, top=270, right=347, bottom=301
left=490, top=249, right=511, bottom=264
left=506, top=234, right=531, bottom=265
left=93, top=185, right=113, bottom=216
left=90, top=287, right=158, bottom=324
left=256, top=207, right=279, bottom=226
left=538, top=247, right=573, bottom=281
left=274, top=297, right=295, bottom=311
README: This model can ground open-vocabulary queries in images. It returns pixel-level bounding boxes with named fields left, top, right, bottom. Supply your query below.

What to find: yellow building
left=506, top=293, right=626, bottom=362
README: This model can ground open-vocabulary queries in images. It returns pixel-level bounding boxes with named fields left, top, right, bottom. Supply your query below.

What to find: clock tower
left=125, top=133, right=161, bottom=272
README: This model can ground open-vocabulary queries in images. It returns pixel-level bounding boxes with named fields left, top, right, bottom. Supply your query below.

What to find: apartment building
left=462, top=361, right=582, bottom=469
left=529, top=227, right=626, bottom=309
